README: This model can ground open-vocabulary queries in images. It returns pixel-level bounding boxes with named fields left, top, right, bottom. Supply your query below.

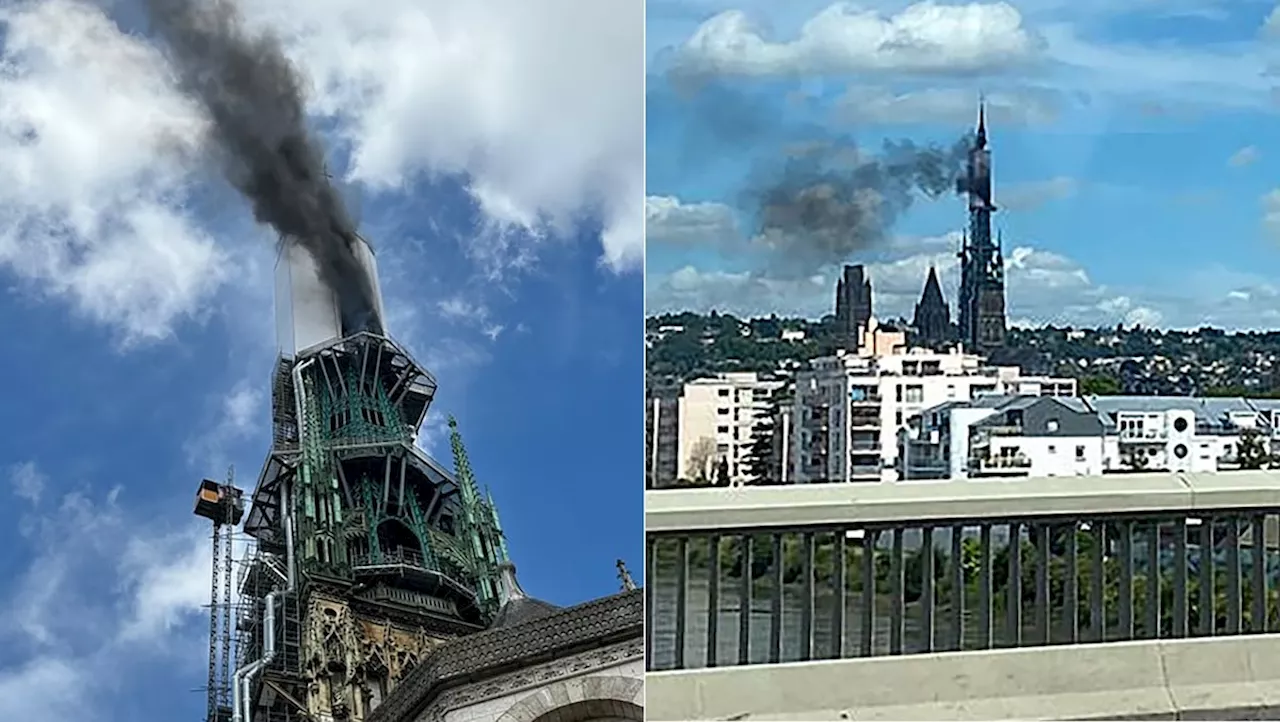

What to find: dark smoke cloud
left=744, top=135, right=972, bottom=276
left=142, top=0, right=383, bottom=335
left=654, top=79, right=977, bottom=276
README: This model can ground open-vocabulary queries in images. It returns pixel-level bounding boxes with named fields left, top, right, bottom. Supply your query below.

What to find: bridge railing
left=644, top=471, right=1280, bottom=672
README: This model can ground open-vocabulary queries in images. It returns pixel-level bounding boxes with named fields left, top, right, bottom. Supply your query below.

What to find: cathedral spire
left=913, top=264, right=951, bottom=348
left=448, top=415, right=482, bottom=510
left=976, top=96, right=987, bottom=148
left=922, top=265, right=944, bottom=304
left=616, top=559, right=637, bottom=592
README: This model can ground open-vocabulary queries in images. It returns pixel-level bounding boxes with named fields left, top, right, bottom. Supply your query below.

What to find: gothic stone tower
left=233, top=236, right=510, bottom=722
left=912, top=265, right=951, bottom=348
left=834, top=264, right=872, bottom=351
left=956, top=102, right=1007, bottom=353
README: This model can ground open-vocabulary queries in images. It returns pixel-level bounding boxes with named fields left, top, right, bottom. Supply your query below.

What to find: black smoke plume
left=745, top=135, right=972, bottom=276
left=142, top=0, right=383, bottom=335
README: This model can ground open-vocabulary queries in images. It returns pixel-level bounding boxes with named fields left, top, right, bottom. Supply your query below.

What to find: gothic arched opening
left=529, top=699, right=643, bottom=722
left=376, top=518, right=423, bottom=563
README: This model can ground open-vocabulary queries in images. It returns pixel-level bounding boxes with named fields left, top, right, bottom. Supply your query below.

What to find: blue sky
left=646, top=0, right=1280, bottom=330
left=0, top=0, right=641, bottom=720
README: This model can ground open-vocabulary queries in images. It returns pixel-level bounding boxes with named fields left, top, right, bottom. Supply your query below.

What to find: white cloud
left=0, top=472, right=210, bottom=722
left=661, top=1, right=1275, bottom=112
left=8, top=461, right=45, bottom=505
left=1034, top=22, right=1270, bottom=109
left=834, top=86, right=1061, bottom=126
left=0, top=0, right=641, bottom=350
left=646, top=195, right=740, bottom=247
left=0, top=0, right=229, bottom=345
left=437, top=295, right=506, bottom=341
left=996, top=176, right=1078, bottom=211
left=1264, top=5, right=1280, bottom=39
left=236, top=0, right=644, bottom=274
left=1230, top=145, right=1261, bottom=167
left=648, top=237, right=1275, bottom=330
left=184, top=379, right=265, bottom=472
left=671, top=2, right=1041, bottom=78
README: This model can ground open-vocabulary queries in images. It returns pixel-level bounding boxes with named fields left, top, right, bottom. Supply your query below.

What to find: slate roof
left=365, top=577, right=642, bottom=722
left=488, top=563, right=561, bottom=629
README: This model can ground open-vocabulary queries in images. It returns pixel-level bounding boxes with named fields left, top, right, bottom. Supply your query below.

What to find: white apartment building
left=909, top=395, right=1262, bottom=480
left=1094, top=396, right=1249, bottom=473
left=676, top=372, right=784, bottom=484
left=907, top=395, right=1109, bottom=479
left=789, top=348, right=1077, bottom=483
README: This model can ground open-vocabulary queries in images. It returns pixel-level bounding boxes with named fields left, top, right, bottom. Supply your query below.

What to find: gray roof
left=1086, top=395, right=1262, bottom=433
left=972, top=396, right=1106, bottom=437
left=367, top=588, right=642, bottom=722
left=930, top=394, right=1280, bottom=436
left=488, top=563, right=561, bottom=629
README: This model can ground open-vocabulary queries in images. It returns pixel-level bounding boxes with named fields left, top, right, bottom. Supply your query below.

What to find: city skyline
left=646, top=0, right=1280, bottom=331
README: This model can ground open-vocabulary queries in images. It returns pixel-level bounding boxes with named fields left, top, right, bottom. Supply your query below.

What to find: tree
left=1079, top=374, right=1121, bottom=395
left=742, top=383, right=791, bottom=486
left=742, top=412, right=777, bottom=485
left=714, top=457, right=731, bottom=487
left=686, top=437, right=717, bottom=483
left=1237, top=427, right=1274, bottom=469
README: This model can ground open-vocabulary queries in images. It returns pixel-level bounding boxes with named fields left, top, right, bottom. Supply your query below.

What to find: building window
left=1046, top=419, right=1059, bottom=433
left=1075, top=445, right=1085, bottom=460
left=717, top=425, right=729, bottom=434
left=895, top=410, right=903, bottom=426
left=1048, top=445, right=1057, bottom=454
left=718, top=389, right=730, bottom=397
left=903, top=385, right=923, bottom=404
left=718, top=408, right=729, bottom=415
left=895, top=385, right=903, bottom=402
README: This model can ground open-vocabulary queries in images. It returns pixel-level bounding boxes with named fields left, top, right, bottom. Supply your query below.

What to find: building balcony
left=1119, top=428, right=1167, bottom=442
left=351, top=546, right=432, bottom=573
left=902, top=459, right=950, bottom=479
left=981, top=425, right=1024, bottom=437
left=849, top=464, right=881, bottom=477
left=850, top=416, right=882, bottom=429
left=971, top=455, right=1032, bottom=471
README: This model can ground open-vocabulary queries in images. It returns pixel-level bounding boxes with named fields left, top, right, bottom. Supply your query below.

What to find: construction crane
left=194, top=469, right=245, bottom=722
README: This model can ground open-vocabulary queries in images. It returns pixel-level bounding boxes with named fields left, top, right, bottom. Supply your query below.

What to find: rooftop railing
left=645, top=472, right=1280, bottom=673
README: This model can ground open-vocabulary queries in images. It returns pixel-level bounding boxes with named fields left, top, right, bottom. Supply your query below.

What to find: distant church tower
left=834, top=264, right=872, bottom=351
left=912, top=265, right=951, bottom=348
left=956, top=102, right=1007, bottom=353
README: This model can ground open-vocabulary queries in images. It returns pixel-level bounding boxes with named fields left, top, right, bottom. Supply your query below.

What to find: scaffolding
left=194, top=471, right=245, bottom=722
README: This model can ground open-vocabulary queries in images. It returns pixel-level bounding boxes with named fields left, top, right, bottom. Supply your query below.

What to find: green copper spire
left=447, top=415, right=510, bottom=612
left=487, top=487, right=510, bottom=562
left=448, top=415, right=483, bottom=511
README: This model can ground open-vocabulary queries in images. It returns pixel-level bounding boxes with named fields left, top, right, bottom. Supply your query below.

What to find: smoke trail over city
left=142, top=0, right=383, bottom=334
left=744, top=136, right=972, bottom=276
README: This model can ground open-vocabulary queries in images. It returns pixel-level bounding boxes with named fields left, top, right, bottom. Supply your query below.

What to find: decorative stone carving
left=365, top=589, right=643, bottom=722
left=300, top=593, right=461, bottom=721
left=427, top=639, right=644, bottom=719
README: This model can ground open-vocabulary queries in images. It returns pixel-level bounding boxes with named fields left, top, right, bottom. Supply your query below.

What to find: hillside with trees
left=646, top=312, right=1280, bottom=398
